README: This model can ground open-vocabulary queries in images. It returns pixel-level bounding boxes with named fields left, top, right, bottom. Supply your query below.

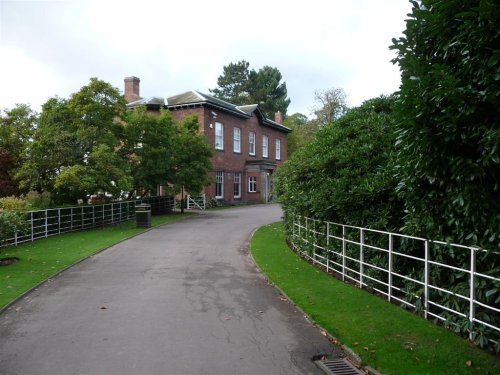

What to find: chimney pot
left=124, top=76, right=141, bottom=103
left=274, top=111, right=283, bottom=124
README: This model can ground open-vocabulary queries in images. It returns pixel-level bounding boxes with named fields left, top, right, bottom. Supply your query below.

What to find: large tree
left=209, top=60, right=252, bottom=105
left=210, top=60, right=291, bottom=118
left=283, top=113, right=319, bottom=157
left=0, top=104, right=37, bottom=197
left=171, top=115, right=213, bottom=213
left=284, top=87, right=348, bottom=157
left=17, top=78, right=130, bottom=203
left=249, top=65, right=291, bottom=118
left=17, top=97, right=80, bottom=194
left=312, top=88, right=348, bottom=125
left=122, top=109, right=212, bottom=206
left=123, top=107, right=178, bottom=197
left=391, top=0, right=500, bottom=249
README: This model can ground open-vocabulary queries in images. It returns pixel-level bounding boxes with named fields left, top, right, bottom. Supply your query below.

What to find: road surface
left=0, top=204, right=339, bottom=374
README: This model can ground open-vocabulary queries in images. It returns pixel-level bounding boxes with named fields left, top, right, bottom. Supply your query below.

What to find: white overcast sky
left=0, top=0, right=412, bottom=117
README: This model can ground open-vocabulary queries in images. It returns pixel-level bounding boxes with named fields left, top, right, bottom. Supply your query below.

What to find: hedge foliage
left=391, top=0, right=500, bottom=249
left=276, top=95, right=403, bottom=231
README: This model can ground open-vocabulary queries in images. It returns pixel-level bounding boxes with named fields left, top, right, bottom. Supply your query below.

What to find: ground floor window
left=233, top=172, right=241, bottom=198
left=216, top=171, right=224, bottom=198
left=248, top=176, right=257, bottom=193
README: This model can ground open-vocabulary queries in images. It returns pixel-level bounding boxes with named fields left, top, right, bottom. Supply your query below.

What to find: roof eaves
left=192, top=90, right=206, bottom=101
left=126, top=97, right=165, bottom=108
left=206, top=102, right=251, bottom=118
left=166, top=100, right=251, bottom=119
left=262, top=118, right=292, bottom=133
left=126, top=98, right=145, bottom=108
left=236, top=104, right=259, bottom=115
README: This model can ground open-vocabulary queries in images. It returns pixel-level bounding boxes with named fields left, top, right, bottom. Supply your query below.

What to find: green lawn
left=0, top=212, right=191, bottom=309
left=251, top=222, right=500, bottom=375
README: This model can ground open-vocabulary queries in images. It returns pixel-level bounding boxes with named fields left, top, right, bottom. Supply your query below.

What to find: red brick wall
left=169, top=107, right=205, bottom=133
left=167, top=106, right=288, bottom=203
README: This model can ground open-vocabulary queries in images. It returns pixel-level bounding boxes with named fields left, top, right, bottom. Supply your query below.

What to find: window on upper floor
left=249, top=131, right=256, bottom=156
left=233, top=127, right=241, bottom=153
left=276, top=139, right=281, bottom=160
left=262, top=135, right=269, bottom=158
left=215, top=122, right=223, bottom=150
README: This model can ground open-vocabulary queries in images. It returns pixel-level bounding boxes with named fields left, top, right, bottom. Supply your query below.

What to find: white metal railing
left=0, top=196, right=175, bottom=249
left=289, top=215, right=500, bottom=344
left=187, top=194, right=206, bottom=210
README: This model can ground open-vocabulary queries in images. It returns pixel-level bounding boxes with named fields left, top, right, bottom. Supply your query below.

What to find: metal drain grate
left=315, top=358, right=364, bottom=375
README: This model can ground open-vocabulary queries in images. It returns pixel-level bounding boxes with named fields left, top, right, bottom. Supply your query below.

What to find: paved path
left=0, top=205, right=338, bottom=375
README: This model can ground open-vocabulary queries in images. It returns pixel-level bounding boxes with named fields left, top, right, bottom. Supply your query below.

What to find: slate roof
left=166, top=91, right=250, bottom=117
left=236, top=104, right=259, bottom=115
left=127, top=96, right=165, bottom=106
left=127, top=90, right=291, bottom=133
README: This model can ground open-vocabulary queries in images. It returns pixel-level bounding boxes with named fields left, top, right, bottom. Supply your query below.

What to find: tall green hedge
left=391, top=0, right=500, bottom=249
left=276, top=95, right=403, bottom=231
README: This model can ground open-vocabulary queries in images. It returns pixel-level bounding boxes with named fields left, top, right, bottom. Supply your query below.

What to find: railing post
left=424, top=240, right=430, bottom=319
left=58, top=208, right=61, bottom=234
left=70, top=208, right=73, bottom=231
left=111, top=203, right=114, bottom=223
left=81, top=206, right=84, bottom=229
left=388, top=233, right=393, bottom=302
left=14, top=231, right=18, bottom=246
left=305, top=217, right=308, bottom=244
left=93, top=205, right=95, bottom=227
left=298, top=215, right=301, bottom=239
left=342, top=225, right=346, bottom=281
left=45, top=209, right=48, bottom=237
left=359, top=228, right=364, bottom=288
left=30, top=212, right=34, bottom=241
left=313, top=219, right=317, bottom=257
left=326, top=222, right=330, bottom=247
left=469, top=248, right=476, bottom=340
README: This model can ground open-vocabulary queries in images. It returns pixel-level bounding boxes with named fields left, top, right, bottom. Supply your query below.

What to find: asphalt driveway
left=0, top=204, right=338, bottom=374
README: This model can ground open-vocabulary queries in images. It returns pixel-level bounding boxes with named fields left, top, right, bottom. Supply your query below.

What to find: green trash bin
left=136, top=203, right=151, bottom=228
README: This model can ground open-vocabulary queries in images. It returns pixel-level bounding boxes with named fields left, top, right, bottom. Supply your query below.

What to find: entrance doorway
left=264, top=172, right=273, bottom=203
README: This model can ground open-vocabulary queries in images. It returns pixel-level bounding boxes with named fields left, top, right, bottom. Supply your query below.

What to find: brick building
left=124, top=76, right=291, bottom=203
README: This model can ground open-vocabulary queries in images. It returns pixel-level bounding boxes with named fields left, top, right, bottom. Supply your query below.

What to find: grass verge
left=0, top=212, right=192, bottom=309
left=251, top=222, right=499, bottom=375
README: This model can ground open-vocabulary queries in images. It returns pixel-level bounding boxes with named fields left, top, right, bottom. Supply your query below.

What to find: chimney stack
left=124, top=76, right=141, bottom=103
left=274, top=111, right=283, bottom=124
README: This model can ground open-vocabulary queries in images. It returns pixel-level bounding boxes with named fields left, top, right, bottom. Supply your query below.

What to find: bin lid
left=136, top=203, right=151, bottom=211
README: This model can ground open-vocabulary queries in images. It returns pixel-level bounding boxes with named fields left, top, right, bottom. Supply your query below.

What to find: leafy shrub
left=0, top=211, right=28, bottom=246
left=276, top=95, right=403, bottom=231
left=205, top=198, right=222, bottom=209
left=276, top=91, right=500, bottom=351
left=25, top=191, right=52, bottom=210
left=0, top=196, right=29, bottom=211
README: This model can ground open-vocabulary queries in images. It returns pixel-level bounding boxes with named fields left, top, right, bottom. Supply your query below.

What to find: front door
left=263, top=172, right=273, bottom=203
